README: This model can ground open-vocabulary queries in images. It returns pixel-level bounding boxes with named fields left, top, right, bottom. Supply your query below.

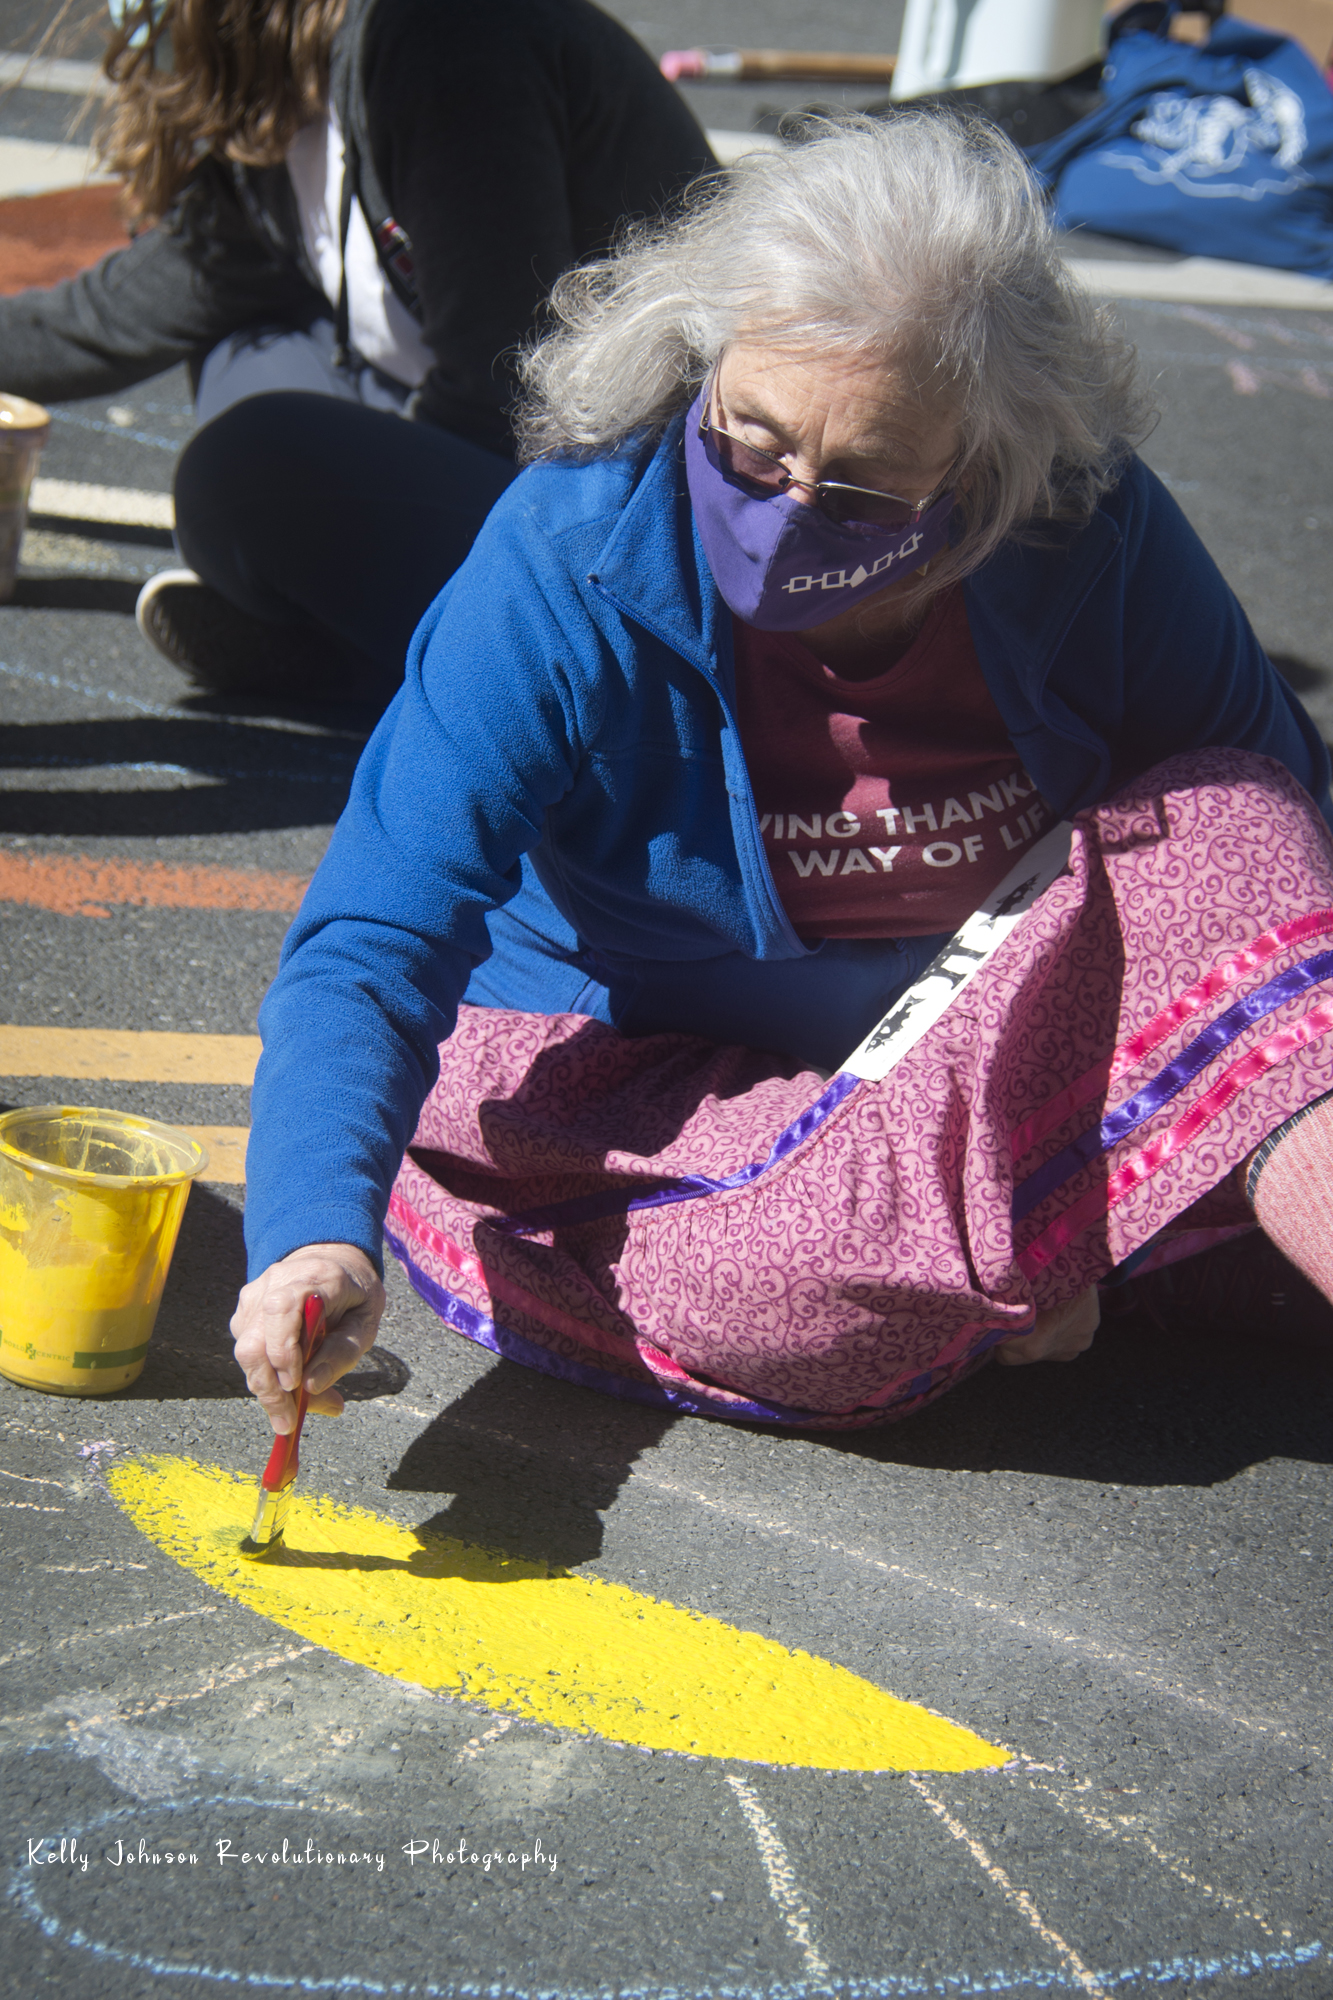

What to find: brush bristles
left=242, top=1482, right=291, bottom=1557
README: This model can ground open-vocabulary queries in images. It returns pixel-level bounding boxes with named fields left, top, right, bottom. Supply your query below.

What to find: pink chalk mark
left=660, top=48, right=706, bottom=79
left=1180, top=306, right=1256, bottom=351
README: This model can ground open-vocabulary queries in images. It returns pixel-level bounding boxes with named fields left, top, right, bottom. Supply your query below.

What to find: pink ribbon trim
left=1010, top=908, right=1333, bottom=1162
left=1017, top=998, right=1333, bottom=1276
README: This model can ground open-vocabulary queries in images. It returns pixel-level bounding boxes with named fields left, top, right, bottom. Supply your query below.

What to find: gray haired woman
left=229, top=111, right=1333, bottom=1441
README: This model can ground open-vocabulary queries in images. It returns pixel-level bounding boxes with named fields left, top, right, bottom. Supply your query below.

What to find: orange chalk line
left=0, top=850, right=309, bottom=918
left=0, top=1025, right=257, bottom=1183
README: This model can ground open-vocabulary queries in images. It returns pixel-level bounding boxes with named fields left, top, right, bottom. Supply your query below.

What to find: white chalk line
left=40, top=1560, right=150, bottom=1573
left=457, top=1717, right=513, bottom=1763
left=5, top=1766, right=1329, bottom=1998
left=0, top=1644, right=318, bottom=1750
left=0, top=1471, right=1309, bottom=1971
left=1064, top=253, right=1333, bottom=311
left=268, top=1396, right=1333, bottom=1776
left=725, top=1775, right=831, bottom=1985
left=127, top=1644, right=319, bottom=1720
left=0, top=1602, right=217, bottom=1670
left=0, top=1465, right=65, bottom=1486
left=1025, top=1776, right=1293, bottom=1944
left=909, top=1778, right=1110, bottom=2000
left=0, top=51, right=111, bottom=94
left=0, top=1498, right=65, bottom=1511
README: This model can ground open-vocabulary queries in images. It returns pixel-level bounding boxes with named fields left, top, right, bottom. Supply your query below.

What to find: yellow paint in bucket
left=110, top=1454, right=1009, bottom=1773
left=0, top=1106, right=207, bottom=1395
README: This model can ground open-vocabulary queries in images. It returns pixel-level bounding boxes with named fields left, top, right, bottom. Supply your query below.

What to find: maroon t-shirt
left=731, top=588, right=1050, bottom=939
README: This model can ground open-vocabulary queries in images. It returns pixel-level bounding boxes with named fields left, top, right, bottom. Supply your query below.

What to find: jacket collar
left=588, top=414, right=725, bottom=676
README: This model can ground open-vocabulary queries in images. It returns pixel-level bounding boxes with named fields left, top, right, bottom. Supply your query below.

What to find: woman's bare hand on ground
left=230, top=1243, right=386, bottom=1434
left=995, top=1284, right=1100, bottom=1366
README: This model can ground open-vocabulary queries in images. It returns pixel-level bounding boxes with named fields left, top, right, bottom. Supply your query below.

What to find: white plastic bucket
left=891, top=0, right=1107, bottom=97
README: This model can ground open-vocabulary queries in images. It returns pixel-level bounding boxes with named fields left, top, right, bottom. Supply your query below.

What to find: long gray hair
left=516, top=110, right=1152, bottom=586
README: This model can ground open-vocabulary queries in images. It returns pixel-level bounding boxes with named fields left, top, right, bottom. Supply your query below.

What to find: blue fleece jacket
left=245, top=415, right=1331, bottom=1276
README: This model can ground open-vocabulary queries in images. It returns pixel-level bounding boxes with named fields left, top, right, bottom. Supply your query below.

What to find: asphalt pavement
left=3, top=8, right=1333, bottom=1998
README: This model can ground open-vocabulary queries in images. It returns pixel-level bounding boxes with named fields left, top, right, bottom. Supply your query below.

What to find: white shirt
left=285, top=105, right=433, bottom=391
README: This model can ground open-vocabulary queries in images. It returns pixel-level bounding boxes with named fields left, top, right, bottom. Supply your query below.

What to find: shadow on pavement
left=131, top=1183, right=248, bottom=1401
left=1271, top=652, right=1332, bottom=696
left=7, top=578, right=147, bottom=616
left=0, top=713, right=364, bottom=775
left=0, top=711, right=362, bottom=836
left=389, top=1363, right=677, bottom=1571
left=823, top=1310, right=1333, bottom=1487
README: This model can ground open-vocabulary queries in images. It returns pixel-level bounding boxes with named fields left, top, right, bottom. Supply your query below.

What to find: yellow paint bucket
left=0, top=1106, right=208, bottom=1395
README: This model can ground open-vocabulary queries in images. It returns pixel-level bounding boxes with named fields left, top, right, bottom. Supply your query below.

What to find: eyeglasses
left=698, top=392, right=957, bottom=532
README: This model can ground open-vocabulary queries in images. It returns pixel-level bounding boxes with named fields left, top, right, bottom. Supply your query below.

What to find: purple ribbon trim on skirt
left=1012, top=947, right=1333, bottom=1223
left=384, top=1222, right=834, bottom=1424
left=500, top=1069, right=861, bottom=1235
left=384, top=1225, right=1019, bottom=1428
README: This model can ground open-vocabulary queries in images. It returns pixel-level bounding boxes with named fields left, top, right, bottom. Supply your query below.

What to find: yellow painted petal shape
left=109, top=1456, right=1006, bottom=1774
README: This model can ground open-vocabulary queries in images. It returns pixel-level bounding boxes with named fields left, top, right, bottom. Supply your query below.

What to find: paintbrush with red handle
left=241, top=1293, right=327, bottom=1556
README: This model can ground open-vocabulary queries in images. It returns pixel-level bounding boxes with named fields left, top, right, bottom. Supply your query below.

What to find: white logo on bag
left=1108, top=69, right=1310, bottom=199
left=781, top=532, right=923, bottom=596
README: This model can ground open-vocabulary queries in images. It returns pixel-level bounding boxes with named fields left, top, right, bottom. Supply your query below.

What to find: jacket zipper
left=588, top=574, right=809, bottom=960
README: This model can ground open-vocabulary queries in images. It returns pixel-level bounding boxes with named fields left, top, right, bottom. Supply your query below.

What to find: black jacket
left=0, top=0, right=714, bottom=452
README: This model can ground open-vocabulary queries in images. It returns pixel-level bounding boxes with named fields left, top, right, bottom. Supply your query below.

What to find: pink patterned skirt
left=386, top=751, right=1333, bottom=1428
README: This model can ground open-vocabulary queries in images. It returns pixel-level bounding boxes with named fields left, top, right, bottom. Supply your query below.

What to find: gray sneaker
left=135, top=568, right=317, bottom=694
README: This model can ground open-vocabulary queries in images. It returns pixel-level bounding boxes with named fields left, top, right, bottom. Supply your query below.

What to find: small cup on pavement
left=0, top=393, right=51, bottom=603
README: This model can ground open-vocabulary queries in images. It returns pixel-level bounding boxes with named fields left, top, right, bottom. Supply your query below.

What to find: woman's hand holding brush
left=231, top=1242, right=386, bottom=1435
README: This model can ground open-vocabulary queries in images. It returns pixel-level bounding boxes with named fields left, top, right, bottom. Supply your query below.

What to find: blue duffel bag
left=1027, top=5, right=1333, bottom=280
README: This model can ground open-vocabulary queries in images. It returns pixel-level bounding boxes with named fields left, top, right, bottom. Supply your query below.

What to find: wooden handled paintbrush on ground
left=241, top=1293, right=326, bottom=1557
left=661, top=47, right=898, bottom=82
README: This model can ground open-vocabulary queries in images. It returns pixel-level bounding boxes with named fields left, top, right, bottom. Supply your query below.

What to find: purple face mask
left=683, top=392, right=955, bottom=633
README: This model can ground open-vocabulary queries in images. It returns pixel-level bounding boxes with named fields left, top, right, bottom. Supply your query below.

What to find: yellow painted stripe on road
left=0, top=1025, right=260, bottom=1085
left=110, top=1455, right=1008, bottom=1773
left=178, top=1126, right=248, bottom=1184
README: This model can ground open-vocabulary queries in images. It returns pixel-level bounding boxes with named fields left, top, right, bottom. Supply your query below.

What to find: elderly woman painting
left=231, top=111, right=1333, bottom=1438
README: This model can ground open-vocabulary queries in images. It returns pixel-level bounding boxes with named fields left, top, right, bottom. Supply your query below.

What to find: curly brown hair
left=99, top=0, right=347, bottom=222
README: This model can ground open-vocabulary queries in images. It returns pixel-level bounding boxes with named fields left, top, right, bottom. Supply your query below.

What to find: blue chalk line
left=8, top=1799, right=1328, bottom=1998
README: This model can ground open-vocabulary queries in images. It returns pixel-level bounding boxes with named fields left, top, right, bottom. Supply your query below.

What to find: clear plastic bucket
left=0, top=1107, right=209, bottom=1395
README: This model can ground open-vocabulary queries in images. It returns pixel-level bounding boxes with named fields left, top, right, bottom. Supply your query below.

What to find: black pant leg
left=174, top=390, right=516, bottom=683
